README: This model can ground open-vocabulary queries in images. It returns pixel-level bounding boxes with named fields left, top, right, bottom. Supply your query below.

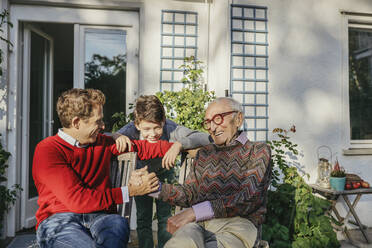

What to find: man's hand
left=167, top=208, right=196, bottom=234
left=114, top=133, right=132, bottom=153
left=128, top=167, right=159, bottom=196
left=162, top=141, right=182, bottom=170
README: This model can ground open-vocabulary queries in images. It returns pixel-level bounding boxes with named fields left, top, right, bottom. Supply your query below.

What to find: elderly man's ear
left=234, top=112, right=244, bottom=128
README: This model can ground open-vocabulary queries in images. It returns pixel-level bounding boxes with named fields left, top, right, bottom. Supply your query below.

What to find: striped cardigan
left=159, top=138, right=272, bottom=226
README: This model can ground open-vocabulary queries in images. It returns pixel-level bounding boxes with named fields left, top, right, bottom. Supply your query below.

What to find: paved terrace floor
left=2, top=228, right=372, bottom=248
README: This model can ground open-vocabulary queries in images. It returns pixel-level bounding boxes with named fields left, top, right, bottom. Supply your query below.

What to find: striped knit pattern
left=159, top=139, right=271, bottom=226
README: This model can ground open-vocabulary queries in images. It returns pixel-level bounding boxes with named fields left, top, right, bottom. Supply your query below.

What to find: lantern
left=316, top=146, right=332, bottom=189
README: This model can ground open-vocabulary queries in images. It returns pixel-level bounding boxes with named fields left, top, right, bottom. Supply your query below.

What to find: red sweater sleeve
left=109, top=139, right=173, bottom=159
left=131, top=140, right=173, bottom=159
left=33, top=142, right=123, bottom=213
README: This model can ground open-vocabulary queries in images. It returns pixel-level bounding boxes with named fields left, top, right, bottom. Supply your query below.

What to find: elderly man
left=152, top=97, right=272, bottom=248
left=33, top=88, right=172, bottom=248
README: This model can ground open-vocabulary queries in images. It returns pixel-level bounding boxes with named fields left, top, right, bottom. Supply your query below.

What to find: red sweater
left=33, top=133, right=172, bottom=229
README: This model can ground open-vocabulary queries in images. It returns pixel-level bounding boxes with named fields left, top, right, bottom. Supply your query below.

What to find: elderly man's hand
left=167, top=208, right=196, bottom=234
left=128, top=167, right=159, bottom=196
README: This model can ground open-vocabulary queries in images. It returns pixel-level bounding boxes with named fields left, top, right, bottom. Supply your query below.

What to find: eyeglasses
left=203, top=111, right=238, bottom=130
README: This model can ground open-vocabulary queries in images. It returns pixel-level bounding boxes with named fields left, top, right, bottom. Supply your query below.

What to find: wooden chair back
left=111, top=152, right=137, bottom=220
left=175, top=149, right=197, bottom=214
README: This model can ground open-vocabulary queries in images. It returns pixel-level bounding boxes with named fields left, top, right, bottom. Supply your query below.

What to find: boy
left=114, top=95, right=211, bottom=248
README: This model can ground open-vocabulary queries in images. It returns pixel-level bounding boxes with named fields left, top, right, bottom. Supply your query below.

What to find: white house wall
left=139, top=0, right=372, bottom=229
left=259, top=0, right=372, bottom=225
left=2, top=0, right=372, bottom=236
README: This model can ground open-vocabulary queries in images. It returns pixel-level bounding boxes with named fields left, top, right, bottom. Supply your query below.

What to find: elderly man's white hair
left=209, top=97, right=243, bottom=113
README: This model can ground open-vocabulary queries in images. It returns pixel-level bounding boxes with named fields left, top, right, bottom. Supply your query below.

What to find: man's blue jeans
left=36, top=212, right=129, bottom=248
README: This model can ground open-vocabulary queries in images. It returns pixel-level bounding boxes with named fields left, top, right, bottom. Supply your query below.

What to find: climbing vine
left=0, top=9, right=22, bottom=232
left=263, top=126, right=339, bottom=248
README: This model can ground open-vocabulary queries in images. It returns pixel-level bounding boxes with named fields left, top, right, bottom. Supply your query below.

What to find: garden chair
left=174, top=150, right=196, bottom=214
left=111, top=152, right=137, bottom=221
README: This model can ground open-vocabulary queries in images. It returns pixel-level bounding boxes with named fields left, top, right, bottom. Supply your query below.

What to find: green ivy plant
left=111, top=56, right=215, bottom=133
left=156, top=56, right=215, bottom=131
left=263, top=126, right=339, bottom=248
left=111, top=103, right=134, bottom=133
left=0, top=134, right=22, bottom=231
left=0, top=10, right=22, bottom=232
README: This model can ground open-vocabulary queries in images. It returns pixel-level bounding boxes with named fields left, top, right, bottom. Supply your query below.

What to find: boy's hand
left=114, top=134, right=132, bottom=153
left=162, top=141, right=182, bottom=170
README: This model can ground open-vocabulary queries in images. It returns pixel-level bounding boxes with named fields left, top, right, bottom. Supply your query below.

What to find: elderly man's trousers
left=164, top=216, right=257, bottom=248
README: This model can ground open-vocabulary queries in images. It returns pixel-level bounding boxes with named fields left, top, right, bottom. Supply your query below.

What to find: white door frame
left=7, top=4, right=139, bottom=236
left=21, top=23, right=54, bottom=229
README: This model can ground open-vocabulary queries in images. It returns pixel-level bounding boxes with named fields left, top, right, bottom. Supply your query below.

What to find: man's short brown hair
left=57, top=88, right=105, bottom=128
left=134, top=95, right=165, bottom=125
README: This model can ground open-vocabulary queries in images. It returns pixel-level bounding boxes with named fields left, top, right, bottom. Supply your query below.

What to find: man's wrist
left=121, top=186, right=130, bottom=203
left=192, top=201, right=214, bottom=222
left=148, top=182, right=162, bottom=198
left=112, top=132, right=122, bottom=140
left=173, top=141, right=183, bottom=150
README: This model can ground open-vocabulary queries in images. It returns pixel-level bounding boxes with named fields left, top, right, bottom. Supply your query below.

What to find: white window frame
left=342, top=12, right=372, bottom=151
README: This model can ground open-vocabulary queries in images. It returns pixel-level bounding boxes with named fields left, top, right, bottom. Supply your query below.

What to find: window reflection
left=349, top=28, right=372, bottom=140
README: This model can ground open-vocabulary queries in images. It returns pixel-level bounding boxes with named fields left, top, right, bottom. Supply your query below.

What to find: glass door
left=74, top=25, right=138, bottom=133
left=21, top=24, right=54, bottom=228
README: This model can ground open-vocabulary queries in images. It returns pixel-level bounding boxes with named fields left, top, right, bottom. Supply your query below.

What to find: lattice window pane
left=163, top=36, right=173, bottom=46
left=162, top=59, right=173, bottom=69
left=174, top=59, right=183, bottom=69
left=244, top=33, right=255, bottom=42
left=230, top=5, right=268, bottom=141
left=163, top=24, right=173, bottom=33
left=175, top=36, right=184, bottom=46
left=232, top=44, right=243, bottom=53
left=186, top=14, right=197, bottom=24
left=244, top=8, right=254, bottom=18
left=186, top=25, right=197, bottom=35
left=232, top=7, right=242, bottom=17
left=160, top=10, right=198, bottom=91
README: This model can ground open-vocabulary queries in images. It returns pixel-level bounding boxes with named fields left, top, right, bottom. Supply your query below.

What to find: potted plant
left=329, top=159, right=346, bottom=191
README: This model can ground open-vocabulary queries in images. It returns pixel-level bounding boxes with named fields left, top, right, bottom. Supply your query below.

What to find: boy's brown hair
left=134, top=95, right=165, bottom=125
left=57, top=88, right=105, bottom=128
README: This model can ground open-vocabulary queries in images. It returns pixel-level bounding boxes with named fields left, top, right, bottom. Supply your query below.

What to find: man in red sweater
left=33, top=88, right=172, bottom=248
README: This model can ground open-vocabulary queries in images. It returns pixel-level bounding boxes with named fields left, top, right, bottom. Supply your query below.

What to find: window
left=349, top=26, right=372, bottom=141
left=230, top=4, right=268, bottom=141
left=160, top=10, right=198, bottom=91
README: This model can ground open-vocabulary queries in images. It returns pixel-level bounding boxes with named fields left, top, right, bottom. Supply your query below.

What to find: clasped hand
left=128, top=166, right=159, bottom=196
